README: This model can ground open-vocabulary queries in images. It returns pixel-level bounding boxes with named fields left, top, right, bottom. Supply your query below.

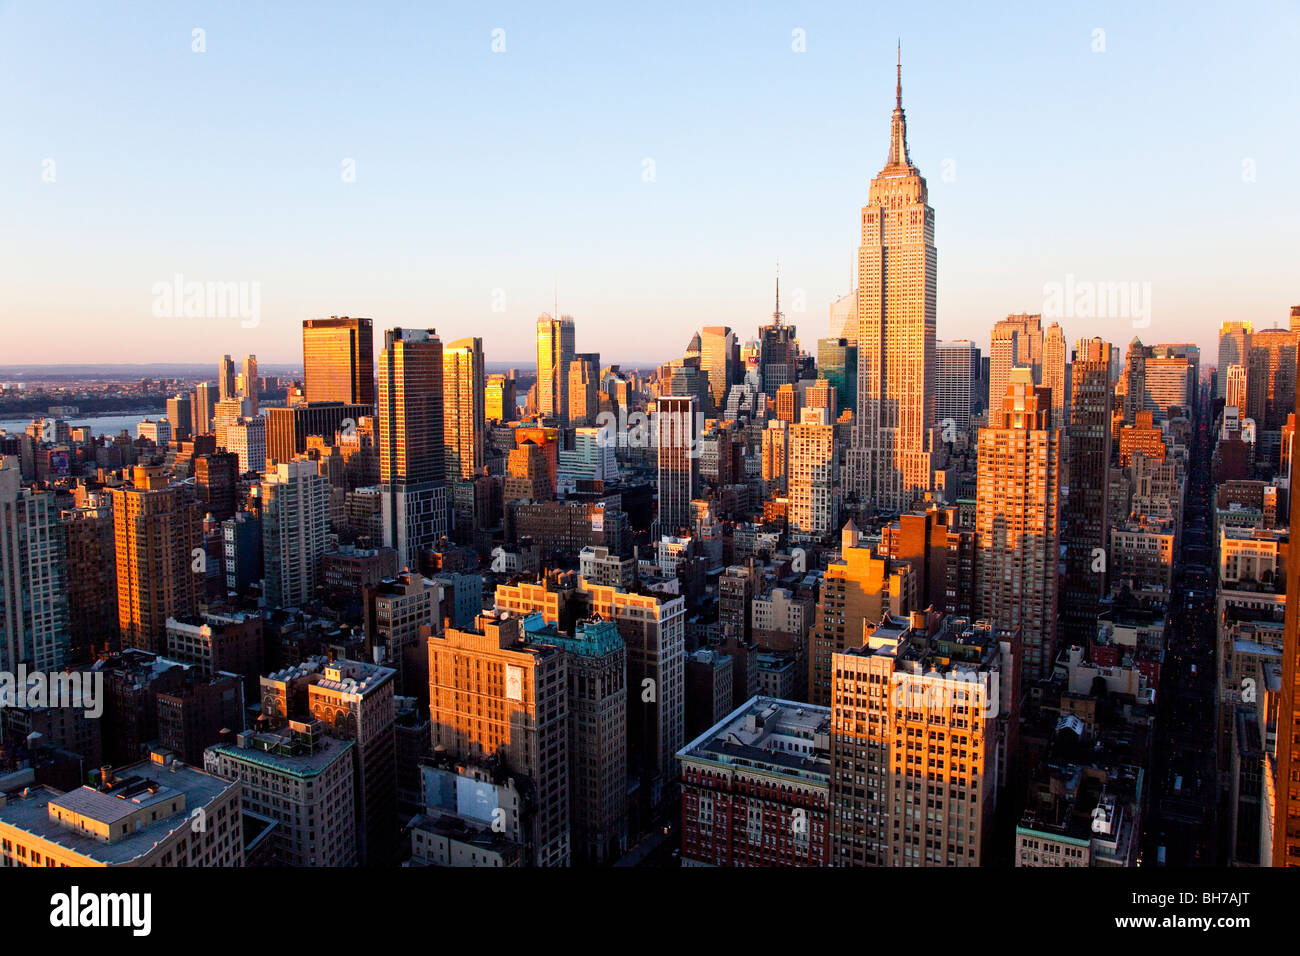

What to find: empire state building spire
left=896, top=40, right=902, bottom=109
left=849, top=48, right=938, bottom=512
left=886, top=41, right=912, bottom=171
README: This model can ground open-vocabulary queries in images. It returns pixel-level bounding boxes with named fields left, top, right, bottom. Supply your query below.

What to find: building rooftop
left=208, top=725, right=354, bottom=778
left=677, top=696, right=831, bottom=785
left=522, top=615, right=624, bottom=657
left=0, top=758, right=236, bottom=865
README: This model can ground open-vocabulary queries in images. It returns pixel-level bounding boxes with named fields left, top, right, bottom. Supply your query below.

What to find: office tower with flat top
left=379, top=328, right=448, bottom=567
left=975, top=368, right=1061, bottom=679
left=443, top=336, right=486, bottom=479
left=537, top=314, right=576, bottom=425
left=1062, top=338, right=1114, bottom=646
left=303, top=316, right=376, bottom=406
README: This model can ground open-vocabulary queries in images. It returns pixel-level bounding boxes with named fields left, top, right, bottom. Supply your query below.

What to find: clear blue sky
left=2, top=0, right=1296, bottom=368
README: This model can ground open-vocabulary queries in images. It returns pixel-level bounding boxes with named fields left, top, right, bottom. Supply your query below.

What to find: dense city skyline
left=0, top=8, right=1296, bottom=924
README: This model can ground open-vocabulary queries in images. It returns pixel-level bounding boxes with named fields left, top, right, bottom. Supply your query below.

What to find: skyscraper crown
left=884, top=42, right=915, bottom=172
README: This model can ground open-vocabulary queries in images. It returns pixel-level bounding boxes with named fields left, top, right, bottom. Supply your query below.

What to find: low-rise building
left=678, top=696, right=831, bottom=867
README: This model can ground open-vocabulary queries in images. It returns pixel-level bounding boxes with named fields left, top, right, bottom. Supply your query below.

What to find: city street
left=1143, top=388, right=1218, bottom=866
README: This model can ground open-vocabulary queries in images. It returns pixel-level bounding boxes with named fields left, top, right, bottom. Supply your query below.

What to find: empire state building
left=848, top=53, right=940, bottom=511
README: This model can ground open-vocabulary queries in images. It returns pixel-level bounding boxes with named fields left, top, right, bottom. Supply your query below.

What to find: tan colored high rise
left=1042, top=322, right=1067, bottom=429
left=829, top=613, right=1015, bottom=866
left=536, top=314, right=575, bottom=424
left=443, top=337, right=486, bottom=479
left=1217, top=320, right=1252, bottom=401
left=428, top=611, right=571, bottom=867
left=989, top=313, right=1045, bottom=417
left=112, top=466, right=203, bottom=653
left=787, top=407, right=839, bottom=542
left=1226, top=363, right=1248, bottom=412
left=505, top=442, right=554, bottom=502
left=486, top=373, right=517, bottom=422
left=808, top=521, right=916, bottom=706
left=775, top=383, right=798, bottom=423
left=975, top=368, right=1061, bottom=679
left=1247, top=328, right=1297, bottom=430
left=699, top=326, right=736, bottom=412
left=240, top=353, right=258, bottom=415
left=761, top=419, right=789, bottom=493
left=568, top=352, right=600, bottom=427
left=805, top=378, right=837, bottom=419
left=848, top=55, right=937, bottom=510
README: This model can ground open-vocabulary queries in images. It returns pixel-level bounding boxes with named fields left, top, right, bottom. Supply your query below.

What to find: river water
left=0, top=412, right=163, bottom=438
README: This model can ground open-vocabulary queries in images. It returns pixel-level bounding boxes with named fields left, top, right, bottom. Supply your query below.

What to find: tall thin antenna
left=896, top=39, right=902, bottom=110
left=553, top=280, right=558, bottom=319
left=772, top=261, right=783, bottom=326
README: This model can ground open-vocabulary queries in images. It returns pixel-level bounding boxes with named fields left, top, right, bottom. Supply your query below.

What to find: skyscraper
left=829, top=613, right=1016, bottom=866
left=655, top=395, right=697, bottom=537
left=568, top=351, right=600, bottom=427
left=1226, top=363, right=1248, bottom=412
left=787, top=406, right=839, bottom=541
left=218, top=354, right=237, bottom=402
left=1042, top=321, right=1068, bottom=429
left=303, top=316, right=376, bottom=406
left=582, top=582, right=686, bottom=800
left=761, top=419, right=789, bottom=493
left=536, top=314, right=576, bottom=425
left=111, top=465, right=203, bottom=653
left=378, top=328, right=447, bottom=567
left=523, top=616, right=628, bottom=865
left=1247, top=328, right=1297, bottom=430
left=975, top=368, right=1061, bottom=680
left=935, top=339, right=978, bottom=437
left=166, top=393, right=193, bottom=443
left=213, top=396, right=252, bottom=451
left=240, top=353, right=259, bottom=415
left=61, top=494, right=117, bottom=662
left=265, top=402, right=370, bottom=467
left=807, top=521, right=915, bottom=706
left=758, top=273, right=799, bottom=396
left=1276, top=435, right=1300, bottom=863
left=829, top=290, right=858, bottom=344
left=1062, top=338, right=1114, bottom=646
left=486, top=373, right=517, bottom=422
left=1119, top=338, right=1147, bottom=425
left=195, top=451, right=239, bottom=521
left=260, top=656, right=398, bottom=867
left=817, top=337, right=857, bottom=417
left=192, top=381, right=217, bottom=436
left=1146, top=345, right=1197, bottom=421
left=0, top=457, right=70, bottom=672
left=428, top=611, right=571, bottom=867
left=848, top=55, right=937, bottom=510
left=442, top=336, right=486, bottom=479
left=989, top=313, right=1045, bottom=417
left=224, top=416, right=266, bottom=475
left=1217, top=320, right=1252, bottom=400
left=205, top=726, right=357, bottom=867
left=699, top=326, right=736, bottom=413
left=261, top=460, right=330, bottom=609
